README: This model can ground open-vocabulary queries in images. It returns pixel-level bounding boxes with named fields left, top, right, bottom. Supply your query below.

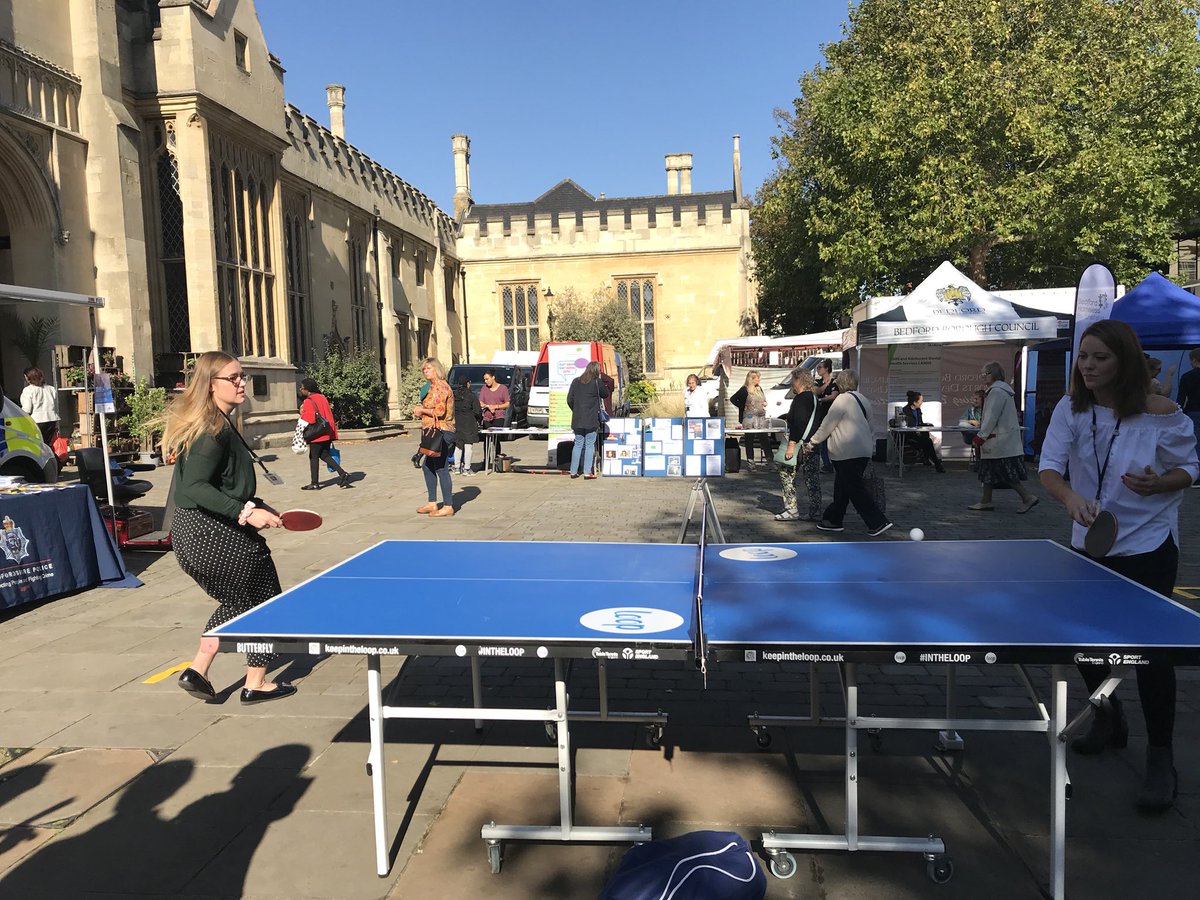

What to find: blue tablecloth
left=0, top=484, right=141, bottom=611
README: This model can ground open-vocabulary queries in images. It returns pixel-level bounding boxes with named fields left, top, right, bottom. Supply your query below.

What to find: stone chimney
left=665, top=153, right=692, bottom=195
left=678, top=153, right=693, bottom=194
left=326, top=84, right=346, bottom=139
left=732, top=134, right=743, bottom=203
left=451, top=134, right=472, bottom=220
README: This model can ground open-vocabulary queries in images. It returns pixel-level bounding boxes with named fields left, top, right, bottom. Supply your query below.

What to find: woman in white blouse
left=1040, top=320, right=1199, bottom=813
left=20, top=366, right=60, bottom=445
left=683, top=374, right=709, bottom=418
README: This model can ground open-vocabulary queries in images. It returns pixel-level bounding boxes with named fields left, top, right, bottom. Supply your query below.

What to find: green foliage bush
left=627, top=379, right=657, bottom=410
left=303, top=350, right=388, bottom=429
left=394, top=363, right=431, bottom=419
left=118, top=380, right=168, bottom=451
left=549, top=287, right=644, bottom=379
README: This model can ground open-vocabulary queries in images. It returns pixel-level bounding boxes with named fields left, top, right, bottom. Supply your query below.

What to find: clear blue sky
left=256, top=0, right=854, bottom=213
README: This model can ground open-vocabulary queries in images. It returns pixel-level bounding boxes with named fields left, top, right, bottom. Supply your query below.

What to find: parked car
left=528, top=341, right=629, bottom=428
left=1, top=395, right=57, bottom=483
left=764, top=355, right=843, bottom=421
left=446, top=363, right=531, bottom=429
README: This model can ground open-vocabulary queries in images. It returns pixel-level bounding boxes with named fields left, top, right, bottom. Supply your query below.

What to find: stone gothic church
left=0, top=0, right=752, bottom=444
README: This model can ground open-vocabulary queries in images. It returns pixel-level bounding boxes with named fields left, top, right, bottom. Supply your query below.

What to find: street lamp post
left=545, top=287, right=556, bottom=340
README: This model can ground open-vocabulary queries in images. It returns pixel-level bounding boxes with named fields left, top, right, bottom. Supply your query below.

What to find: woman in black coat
left=452, top=380, right=483, bottom=475
left=566, top=362, right=611, bottom=479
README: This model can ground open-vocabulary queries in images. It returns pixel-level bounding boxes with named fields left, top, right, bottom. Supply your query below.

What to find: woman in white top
left=1040, top=320, right=1199, bottom=812
left=803, top=369, right=891, bottom=536
left=683, top=374, right=709, bottom=418
left=20, top=366, right=60, bottom=445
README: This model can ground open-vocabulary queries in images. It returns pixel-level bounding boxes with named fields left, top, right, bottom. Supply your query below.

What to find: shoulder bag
left=849, top=393, right=886, bottom=513
left=418, top=398, right=447, bottom=457
left=302, top=410, right=331, bottom=442
left=596, top=380, right=610, bottom=424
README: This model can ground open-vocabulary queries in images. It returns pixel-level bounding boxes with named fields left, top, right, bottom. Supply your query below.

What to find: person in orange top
left=299, top=378, right=350, bottom=490
left=412, top=358, right=457, bottom=516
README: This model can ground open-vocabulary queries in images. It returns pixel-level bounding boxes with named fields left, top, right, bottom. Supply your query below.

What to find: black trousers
left=1076, top=535, right=1178, bottom=747
left=909, top=432, right=942, bottom=468
left=308, top=441, right=346, bottom=484
left=823, top=457, right=887, bottom=530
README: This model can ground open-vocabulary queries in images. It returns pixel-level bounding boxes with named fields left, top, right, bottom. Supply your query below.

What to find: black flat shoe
left=301, top=483, right=320, bottom=491
left=338, top=474, right=352, bottom=488
left=178, top=668, right=215, bottom=700
left=240, top=681, right=297, bottom=705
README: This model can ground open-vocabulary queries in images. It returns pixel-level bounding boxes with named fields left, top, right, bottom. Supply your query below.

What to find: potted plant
left=117, top=380, right=168, bottom=464
left=62, top=365, right=87, bottom=388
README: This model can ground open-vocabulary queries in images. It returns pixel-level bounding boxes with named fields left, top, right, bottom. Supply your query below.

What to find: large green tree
left=755, top=0, right=1200, bottom=314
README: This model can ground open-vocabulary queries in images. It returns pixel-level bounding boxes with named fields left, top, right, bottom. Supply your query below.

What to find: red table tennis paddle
left=281, top=509, right=323, bottom=531
left=1084, top=509, right=1118, bottom=558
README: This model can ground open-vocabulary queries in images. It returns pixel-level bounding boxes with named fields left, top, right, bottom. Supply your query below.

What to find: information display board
left=639, top=418, right=724, bottom=478
left=600, top=418, right=642, bottom=476
left=685, top=417, right=726, bottom=476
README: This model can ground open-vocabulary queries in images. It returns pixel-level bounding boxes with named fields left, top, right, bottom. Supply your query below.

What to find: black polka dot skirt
left=173, top=506, right=282, bottom=668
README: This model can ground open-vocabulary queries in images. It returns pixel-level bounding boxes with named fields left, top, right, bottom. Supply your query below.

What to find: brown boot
left=416, top=502, right=438, bottom=514
left=430, top=505, right=455, bottom=517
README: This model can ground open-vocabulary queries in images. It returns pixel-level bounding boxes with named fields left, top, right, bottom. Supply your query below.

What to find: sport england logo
left=1, top=515, right=30, bottom=563
left=718, top=546, right=797, bottom=562
left=579, top=607, right=685, bottom=634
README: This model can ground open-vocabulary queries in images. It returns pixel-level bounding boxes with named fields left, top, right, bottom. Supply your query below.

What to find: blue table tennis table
left=207, top=536, right=1200, bottom=898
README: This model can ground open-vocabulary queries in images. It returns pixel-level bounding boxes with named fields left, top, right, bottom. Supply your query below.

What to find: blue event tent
left=1110, top=271, right=1200, bottom=349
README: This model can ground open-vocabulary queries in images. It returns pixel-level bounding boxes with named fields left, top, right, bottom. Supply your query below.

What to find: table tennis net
left=691, top=487, right=708, bottom=683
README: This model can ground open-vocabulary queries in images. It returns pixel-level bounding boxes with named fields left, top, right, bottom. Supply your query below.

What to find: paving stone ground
left=0, top=433, right=1197, bottom=899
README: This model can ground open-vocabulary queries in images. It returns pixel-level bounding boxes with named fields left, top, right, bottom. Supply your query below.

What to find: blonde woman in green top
left=161, top=351, right=295, bottom=706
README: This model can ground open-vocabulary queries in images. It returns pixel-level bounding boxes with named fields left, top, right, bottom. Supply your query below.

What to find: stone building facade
left=0, top=0, right=462, bottom=442
left=453, top=136, right=754, bottom=385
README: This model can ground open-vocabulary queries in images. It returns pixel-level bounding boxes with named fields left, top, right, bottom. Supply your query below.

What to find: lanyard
left=1090, top=407, right=1121, bottom=503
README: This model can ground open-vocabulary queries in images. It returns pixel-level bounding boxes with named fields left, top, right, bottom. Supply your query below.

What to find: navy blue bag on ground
left=598, top=831, right=766, bottom=900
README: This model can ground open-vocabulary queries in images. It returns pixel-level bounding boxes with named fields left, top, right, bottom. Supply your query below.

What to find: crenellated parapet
left=0, top=38, right=81, bottom=134
left=282, top=102, right=453, bottom=237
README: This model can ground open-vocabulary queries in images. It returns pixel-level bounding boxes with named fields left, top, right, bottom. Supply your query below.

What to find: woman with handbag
left=159, top=351, right=295, bottom=706
left=775, top=369, right=822, bottom=521
left=412, top=358, right=457, bottom=516
left=566, top=361, right=610, bottom=479
left=803, top=369, right=892, bottom=536
left=299, top=378, right=350, bottom=490
left=968, top=362, right=1038, bottom=513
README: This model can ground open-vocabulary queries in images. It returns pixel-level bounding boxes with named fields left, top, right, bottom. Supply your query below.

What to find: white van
left=764, top=355, right=843, bottom=421
left=1, top=395, right=58, bottom=483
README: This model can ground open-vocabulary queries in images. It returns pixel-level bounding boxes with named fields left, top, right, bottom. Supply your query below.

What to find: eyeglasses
left=214, top=373, right=248, bottom=385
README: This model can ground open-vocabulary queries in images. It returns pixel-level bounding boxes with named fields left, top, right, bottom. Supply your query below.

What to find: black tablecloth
left=0, top=484, right=141, bottom=611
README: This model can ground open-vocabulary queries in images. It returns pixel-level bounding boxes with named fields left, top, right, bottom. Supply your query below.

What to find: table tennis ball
left=909, top=528, right=925, bottom=542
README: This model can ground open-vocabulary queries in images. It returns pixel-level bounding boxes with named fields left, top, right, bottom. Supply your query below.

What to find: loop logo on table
left=718, top=546, right=797, bottom=562
left=580, top=607, right=685, bottom=634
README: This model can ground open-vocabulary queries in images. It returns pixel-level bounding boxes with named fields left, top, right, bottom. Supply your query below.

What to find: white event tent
left=841, top=262, right=1072, bottom=454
